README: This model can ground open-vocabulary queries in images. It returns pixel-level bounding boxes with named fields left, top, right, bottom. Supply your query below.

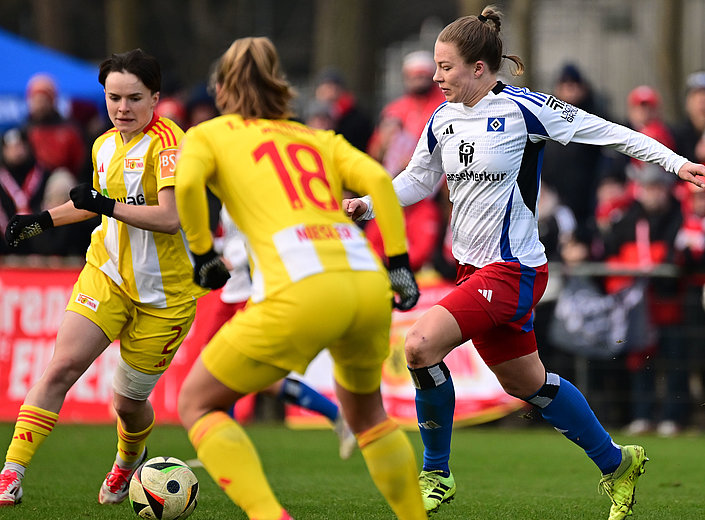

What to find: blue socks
left=528, top=372, right=622, bottom=474
left=278, top=377, right=339, bottom=422
left=410, top=362, right=455, bottom=475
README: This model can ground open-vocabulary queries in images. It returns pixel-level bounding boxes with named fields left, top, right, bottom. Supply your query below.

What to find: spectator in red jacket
left=368, top=50, right=446, bottom=164
left=23, top=74, right=87, bottom=180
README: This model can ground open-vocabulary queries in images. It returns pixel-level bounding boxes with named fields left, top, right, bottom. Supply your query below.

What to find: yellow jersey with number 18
left=175, top=115, right=408, bottom=303
left=87, top=113, right=206, bottom=308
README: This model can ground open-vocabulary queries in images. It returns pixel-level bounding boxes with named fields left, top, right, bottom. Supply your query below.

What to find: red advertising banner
left=0, top=267, right=523, bottom=427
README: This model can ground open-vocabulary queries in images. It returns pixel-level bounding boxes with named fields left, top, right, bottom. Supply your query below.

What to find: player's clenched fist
left=4, top=211, right=54, bottom=247
left=342, top=198, right=369, bottom=221
left=70, top=183, right=116, bottom=217
left=387, top=253, right=420, bottom=311
left=191, top=248, right=231, bottom=289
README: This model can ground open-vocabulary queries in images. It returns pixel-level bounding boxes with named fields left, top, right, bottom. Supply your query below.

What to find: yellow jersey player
left=175, top=37, right=426, bottom=520
left=1, top=49, right=206, bottom=507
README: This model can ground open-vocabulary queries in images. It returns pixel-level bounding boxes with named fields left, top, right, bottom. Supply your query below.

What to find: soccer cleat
left=98, top=449, right=148, bottom=505
left=419, top=469, right=455, bottom=514
left=333, top=414, right=357, bottom=460
left=599, top=445, right=648, bottom=520
left=0, top=469, right=23, bottom=506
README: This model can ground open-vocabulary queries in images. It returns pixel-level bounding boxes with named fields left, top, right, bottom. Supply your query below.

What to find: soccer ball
left=129, top=456, right=199, bottom=520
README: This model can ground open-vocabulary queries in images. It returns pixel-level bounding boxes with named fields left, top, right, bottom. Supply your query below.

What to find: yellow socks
left=189, top=411, right=283, bottom=520
left=116, top=416, right=154, bottom=467
left=6, top=405, right=58, bottom=467
left=358, top=418, right=426, bottom=520
left=187, top=412, right=424, bottom=520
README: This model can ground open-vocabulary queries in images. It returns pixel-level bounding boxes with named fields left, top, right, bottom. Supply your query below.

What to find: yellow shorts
left=202, top=270, right=393, bottom=395
left=67, top=263, right=197, bottom=375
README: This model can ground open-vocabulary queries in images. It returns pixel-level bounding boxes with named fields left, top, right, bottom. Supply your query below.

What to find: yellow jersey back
left=177, top=115, right=406, bottom=302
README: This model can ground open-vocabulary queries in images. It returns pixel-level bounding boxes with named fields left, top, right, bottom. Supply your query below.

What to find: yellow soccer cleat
left=419, top=469, right=456, bottom=515
left=599, top=445, right=648, bottom=520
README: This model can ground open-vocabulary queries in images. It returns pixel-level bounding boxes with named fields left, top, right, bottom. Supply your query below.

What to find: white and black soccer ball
left=129, top=456, right=199, bottom=520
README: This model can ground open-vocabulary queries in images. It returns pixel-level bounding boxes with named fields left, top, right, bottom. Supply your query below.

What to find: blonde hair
left=438, top=5, right=524, bottom=76
left=210, top=37, right=295, bottom=119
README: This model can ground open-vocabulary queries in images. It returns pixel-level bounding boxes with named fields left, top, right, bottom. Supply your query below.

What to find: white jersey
left=370, top=82, right=688, bottom=268
left=218, top=208, right=253, bottom=304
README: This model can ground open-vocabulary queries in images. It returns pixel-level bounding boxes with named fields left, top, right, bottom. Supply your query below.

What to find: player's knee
left=496, top=373, right=543, bottom=400
left=497, top=379, right=526, bottom=399
left=112, top=393, right=148, bottom=420
left=404, top=327, right=436, bottom=368
left=176, top=379, right=213, bottom=430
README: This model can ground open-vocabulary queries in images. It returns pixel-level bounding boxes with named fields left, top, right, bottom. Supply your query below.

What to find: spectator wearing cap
left=604, top=85, right=678, bottom=206
left=673, top=71, right=705, bottom=164
left=541, top=63, right=611, bottom=245
left=313, top=68, right=372, bottom=152
left=627, top=85, right=675, bottom=150
left=23, top=73, right=88, bottom=181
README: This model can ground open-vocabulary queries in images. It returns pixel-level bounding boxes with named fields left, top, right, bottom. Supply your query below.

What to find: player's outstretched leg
left=189, top=411, right=292, bottom=520
left=599, top=445, right=648, bottom=520
left=527, top=372, right=648, bottom=519
left=409, top=362, right=456, bottom=513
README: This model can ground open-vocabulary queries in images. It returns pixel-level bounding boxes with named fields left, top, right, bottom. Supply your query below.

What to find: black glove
left=192, top=248, right=231, bottom=289
left=4, top=211, right=54, bottom=247
left=388, top=253, right=420, bottom=311
left=70, top=183, right=116, bottom=217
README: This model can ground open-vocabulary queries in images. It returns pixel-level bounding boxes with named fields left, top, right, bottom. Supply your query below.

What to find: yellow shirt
left=87, top=114, right=206, bottom=307
left=175, top=115, right=407, bottom=303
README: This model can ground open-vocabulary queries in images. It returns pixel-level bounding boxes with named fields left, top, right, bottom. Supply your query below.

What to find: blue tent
left=0, top=28, right=104, bottom=131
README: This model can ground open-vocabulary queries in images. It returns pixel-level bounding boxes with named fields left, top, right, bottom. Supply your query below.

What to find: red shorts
left=205, top=299, right=248, bottom=343
left=437, top=261, right=548, bottom=366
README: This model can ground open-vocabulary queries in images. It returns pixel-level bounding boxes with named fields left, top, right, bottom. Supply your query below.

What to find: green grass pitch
left=0, top=421, right=702, bottom=519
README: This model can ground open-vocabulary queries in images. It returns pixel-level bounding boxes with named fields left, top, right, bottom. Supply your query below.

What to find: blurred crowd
left=3, top=56, right=705, bottom=436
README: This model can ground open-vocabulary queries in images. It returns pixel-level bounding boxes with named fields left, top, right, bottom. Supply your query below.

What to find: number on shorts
left=161, top=325, right=183, bottom=355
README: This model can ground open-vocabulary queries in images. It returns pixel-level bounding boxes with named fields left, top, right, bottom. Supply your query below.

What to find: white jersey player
left=345, top=8, right=705, bottom=520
